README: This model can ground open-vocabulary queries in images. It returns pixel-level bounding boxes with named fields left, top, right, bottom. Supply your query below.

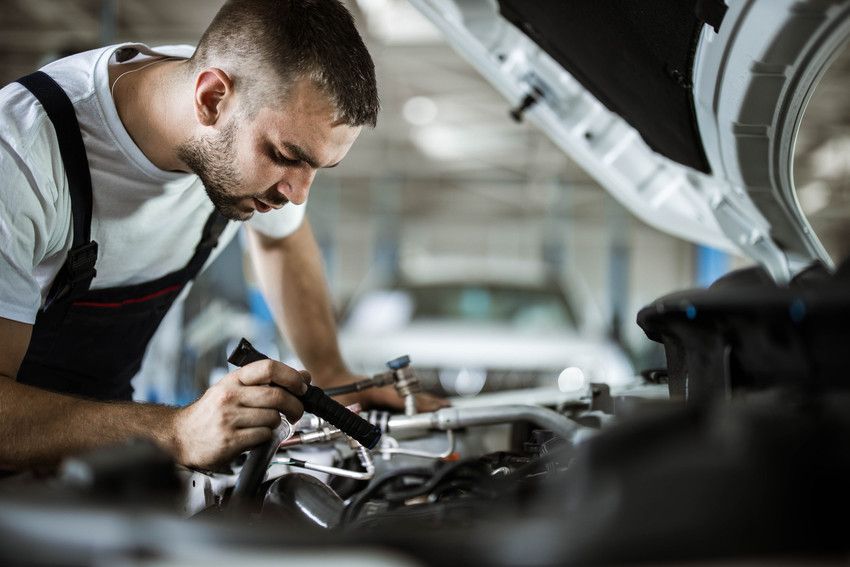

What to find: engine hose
left=341, top=459, right=495, bottom=525
left=340, top=466, right=433, bottom=525
left=381, top=459, right=489, bottom=503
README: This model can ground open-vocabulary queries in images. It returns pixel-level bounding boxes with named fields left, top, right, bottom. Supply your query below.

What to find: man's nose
left=277, top=168, right=316, bottom=205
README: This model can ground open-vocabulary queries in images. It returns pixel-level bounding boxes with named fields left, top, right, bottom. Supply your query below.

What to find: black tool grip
left=228, top=338, right=381, bottom=449
left=300, top=385, right=381, bottom=449
left=228, top=338, right=270, bottom=367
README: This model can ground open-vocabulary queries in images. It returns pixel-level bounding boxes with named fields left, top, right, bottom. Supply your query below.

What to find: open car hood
left=408, top=0, right=850, bottom=283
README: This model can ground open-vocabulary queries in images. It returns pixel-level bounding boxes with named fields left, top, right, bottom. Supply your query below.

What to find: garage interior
left=1, top=1, right=849, bottom=565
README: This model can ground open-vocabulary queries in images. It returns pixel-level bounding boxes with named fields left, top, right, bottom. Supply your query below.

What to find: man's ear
left=193, top=68, right=234, bottom=126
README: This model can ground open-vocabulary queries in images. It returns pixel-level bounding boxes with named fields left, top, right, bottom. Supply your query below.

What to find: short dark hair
left=192, top=0, right=379, bottom=127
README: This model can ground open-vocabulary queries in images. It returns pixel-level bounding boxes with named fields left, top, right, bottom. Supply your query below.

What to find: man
left=0, top=0, right=442, bottom=471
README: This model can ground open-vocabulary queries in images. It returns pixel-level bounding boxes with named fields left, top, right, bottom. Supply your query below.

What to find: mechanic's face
left=179, top=79, right=361, bottom=221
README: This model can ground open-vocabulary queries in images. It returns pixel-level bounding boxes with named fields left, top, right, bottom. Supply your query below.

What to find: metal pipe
left=278, top=426, right=343, bottom=449
left=378, top=430, right=455, bottom=460
left=387, top=404, right=580, bottom=441
left=353, top=442, right=376, bottom=477
left=271, top=457, right=375, bottom=481
left=404, top=394, right=417, bottom=417
left=230, top=420, right=292, bottom=506
left=324, top=372, right=395, bottom=397
left=392, top=365, right=421, bottom=416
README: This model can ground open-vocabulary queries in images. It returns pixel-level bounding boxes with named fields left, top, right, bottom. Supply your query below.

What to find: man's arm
left=246, top=219, right=447, bottom=411
left=246, top=219, right=350, bottom=384
left=0, top=316, right=307, bottom=469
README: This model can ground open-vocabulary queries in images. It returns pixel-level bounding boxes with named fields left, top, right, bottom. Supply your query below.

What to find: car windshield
left=344, top=284, right=578, bottom=333
left=406, top=284, right=577, bottom=329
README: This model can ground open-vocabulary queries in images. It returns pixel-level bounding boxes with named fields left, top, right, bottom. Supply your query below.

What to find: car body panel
left=338, top=279, right=636, bottom=394
left=408, top=0, right=849, bottom=282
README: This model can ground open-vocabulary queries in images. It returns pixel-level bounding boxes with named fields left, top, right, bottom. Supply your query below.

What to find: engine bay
left=3, top=280, right=850, bottom=567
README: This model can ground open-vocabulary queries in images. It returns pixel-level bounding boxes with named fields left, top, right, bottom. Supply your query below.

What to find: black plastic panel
left=637, top=262, right=850, bottom=402
left=498, top=0, right=716, bottom=173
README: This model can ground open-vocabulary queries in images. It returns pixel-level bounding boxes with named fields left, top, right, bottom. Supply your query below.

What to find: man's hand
left=173, top=359, right=309, bottom=469
left=359, top=385, right=449, bottom=413
left=321, top=371, right=450, bottom=414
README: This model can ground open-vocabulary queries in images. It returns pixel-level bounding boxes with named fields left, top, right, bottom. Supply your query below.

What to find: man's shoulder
left=38, top=46, right=116, bottom=104
left=0, top=81, right=51, bottom=151
left=0, top=81, right=65, bottom=206
left=0, top=50, right=108, bottom=235
left=0, top=45, right=113, bottom=153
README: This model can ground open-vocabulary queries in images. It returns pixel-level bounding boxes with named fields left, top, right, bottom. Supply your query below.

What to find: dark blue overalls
left=14, top=71, right=229, bottom=401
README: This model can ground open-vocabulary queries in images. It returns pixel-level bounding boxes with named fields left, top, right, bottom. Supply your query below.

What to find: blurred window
left=408, top=285, right=576, bottom=329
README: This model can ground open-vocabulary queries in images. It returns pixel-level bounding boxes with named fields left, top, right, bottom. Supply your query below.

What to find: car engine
left=4, top=259, right=850, bottom=567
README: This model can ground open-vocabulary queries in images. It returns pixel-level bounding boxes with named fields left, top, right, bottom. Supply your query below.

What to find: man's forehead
left=272, top=78, right=336, bottom=121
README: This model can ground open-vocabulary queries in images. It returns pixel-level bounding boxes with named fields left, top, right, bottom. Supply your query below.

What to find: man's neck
left=109, top=58, right=195, bottom=173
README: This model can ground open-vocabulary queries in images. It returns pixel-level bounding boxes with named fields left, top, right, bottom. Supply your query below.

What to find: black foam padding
left=301, top=386, right=381, bottom=449
left=227, top=338, right=269, bottom=366
left=497, top=0, right=713, bottom=173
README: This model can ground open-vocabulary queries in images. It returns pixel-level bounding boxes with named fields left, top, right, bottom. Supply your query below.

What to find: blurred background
left=1, top=0, right=847, bottom=403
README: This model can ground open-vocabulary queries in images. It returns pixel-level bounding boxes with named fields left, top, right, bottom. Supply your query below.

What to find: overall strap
left=182, top=211, right=230, bottom=280
left=17, top=71, right=98, bottom=307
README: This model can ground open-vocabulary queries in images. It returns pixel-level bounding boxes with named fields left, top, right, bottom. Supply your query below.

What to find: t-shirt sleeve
left=245, top=200, right=306, bottom=239
left=0, top=120, right=64, bottom=325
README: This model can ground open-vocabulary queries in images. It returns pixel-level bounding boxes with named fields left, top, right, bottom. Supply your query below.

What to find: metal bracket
left=711, top=194, right=791, bottom=283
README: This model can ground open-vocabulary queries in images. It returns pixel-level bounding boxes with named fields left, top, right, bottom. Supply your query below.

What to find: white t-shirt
left=0, top=43, right=305, bottom=325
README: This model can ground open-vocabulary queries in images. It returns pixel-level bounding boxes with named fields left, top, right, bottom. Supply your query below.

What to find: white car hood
left=340, top=321, right=631, bottom=381
left=408, top=0, right=850, bottom=283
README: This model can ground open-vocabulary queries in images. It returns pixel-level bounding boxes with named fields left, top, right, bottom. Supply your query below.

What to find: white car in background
left=338, top=272, right=635, bottom=397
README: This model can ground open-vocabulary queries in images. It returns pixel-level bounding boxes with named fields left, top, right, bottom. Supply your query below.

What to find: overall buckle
left=44, top=241, right=99, bottom=309
left=66, top=241, right=99, bottom=286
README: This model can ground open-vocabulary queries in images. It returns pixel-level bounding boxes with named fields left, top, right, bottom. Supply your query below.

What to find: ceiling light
left=403, top=96, right=438, bottom=126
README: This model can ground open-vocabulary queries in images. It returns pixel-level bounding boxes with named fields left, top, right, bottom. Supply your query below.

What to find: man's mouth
left=252, top=197, right=288, bottom=212
left=253, top=198, right=272, bottom=213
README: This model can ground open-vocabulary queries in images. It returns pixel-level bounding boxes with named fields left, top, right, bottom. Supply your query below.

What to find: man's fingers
left=238, top=385, right=288, bottom=408
left=416, top=392, right=451, bottom=412
left=235, top=359, right=309, bottom=394
left=237, top=385, right=304, bottom=420
left=280, top=400, right=304, bottom=424
left=233, top=427, right=274, bottom=449
left=232, top=407, right=282, bottom=429
left=268, top=366, right=310, bottom=393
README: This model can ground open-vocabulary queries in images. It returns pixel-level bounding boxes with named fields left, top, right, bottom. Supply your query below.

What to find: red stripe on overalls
left=72, top=284, right=182, bottom=308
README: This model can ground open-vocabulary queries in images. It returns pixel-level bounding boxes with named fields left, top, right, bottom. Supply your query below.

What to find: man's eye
left=274, top=151, right=300, bottom=166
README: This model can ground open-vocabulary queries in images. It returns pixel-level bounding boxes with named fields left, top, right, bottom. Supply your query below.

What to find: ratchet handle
left=227, top=338, right=269, bottom=367
left=300, top=385, right=381, bottom=449
left=228, top=338, right=381, bottom=449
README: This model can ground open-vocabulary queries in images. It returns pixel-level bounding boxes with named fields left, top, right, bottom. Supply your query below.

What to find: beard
left=176, top=120, right=287, bottom=221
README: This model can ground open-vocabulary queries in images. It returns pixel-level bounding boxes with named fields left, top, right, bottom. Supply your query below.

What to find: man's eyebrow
left=282, top=142, right=341, bottom=169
